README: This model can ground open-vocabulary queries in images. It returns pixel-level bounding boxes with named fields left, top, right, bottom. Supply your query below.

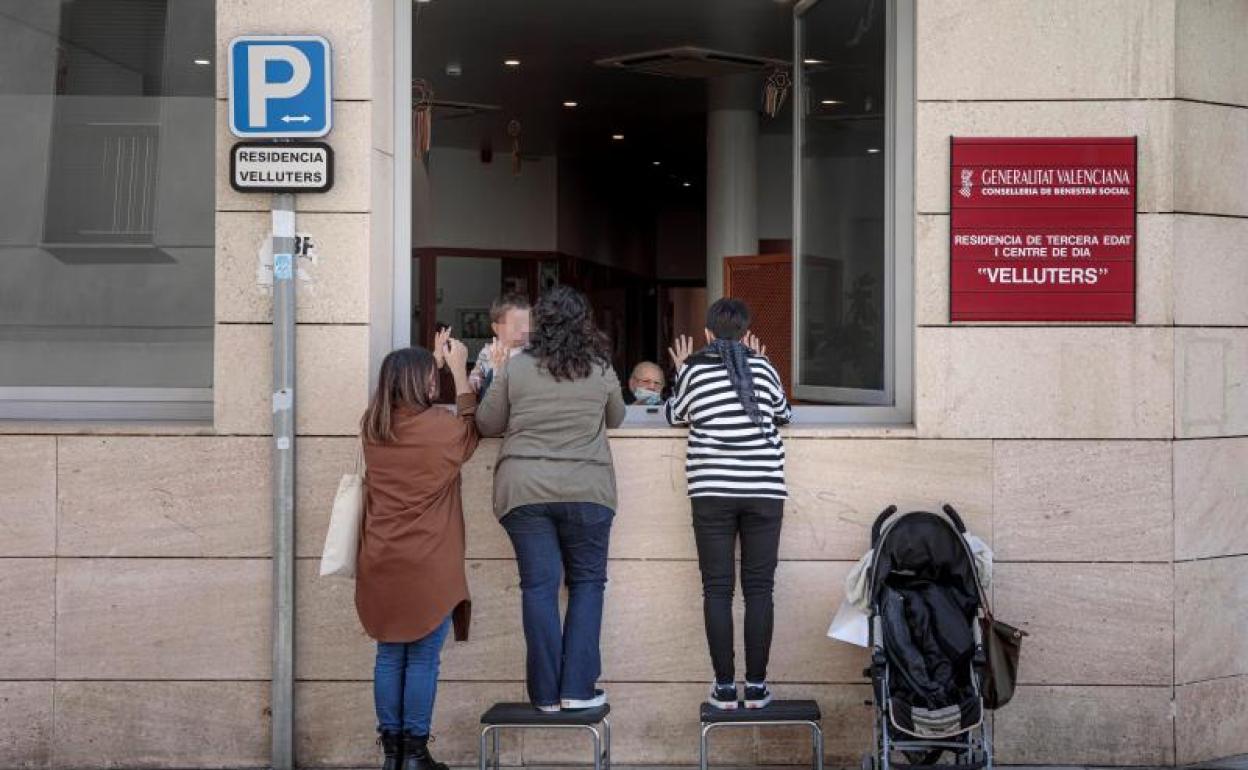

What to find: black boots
left=379, top=729, right=446, bottom=770
left=401, top=733, right=448, bottom=770
left=378, top=731, right=402, bottom=770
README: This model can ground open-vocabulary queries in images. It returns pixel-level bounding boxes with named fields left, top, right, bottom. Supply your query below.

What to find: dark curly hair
left=527, top=285, right=612, bottom=381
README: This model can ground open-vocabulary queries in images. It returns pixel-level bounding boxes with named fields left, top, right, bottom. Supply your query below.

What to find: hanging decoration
left=762, top=67, right=791, bottom=118
left=412, top=79, right=433, bottom=161
left=507, top=119, right=523, bottom=176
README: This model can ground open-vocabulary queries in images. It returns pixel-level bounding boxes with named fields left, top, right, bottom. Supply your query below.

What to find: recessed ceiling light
left=682, top=181, right=692, bottom=187
left=563, top=101, right=578, bottom=108
left=652, top=160, right=661, bottom=166
left=611, top=133, right=624, bottom=141
left=193, top=58, right=210, bottom=66
left=867, top=147, right=881, bottom=154
left=504, top=59, right=521, bottom=67
left=820, top=99, right=842, bottom=106
left=803, top=58, right=823, bottom=65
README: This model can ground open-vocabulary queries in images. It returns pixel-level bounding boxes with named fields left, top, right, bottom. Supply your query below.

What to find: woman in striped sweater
left=665, top=297, right=792, bottom=711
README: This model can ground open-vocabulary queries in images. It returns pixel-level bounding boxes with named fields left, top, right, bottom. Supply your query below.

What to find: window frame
left=789, top=0, right=914, bottom=421
left=389, top=0, right=913, bottom=428
left=0, top=387, right=212, bottom=421
left=392, top=0, right=414, bottom=355
left=626, top=0, right=914, bottom=428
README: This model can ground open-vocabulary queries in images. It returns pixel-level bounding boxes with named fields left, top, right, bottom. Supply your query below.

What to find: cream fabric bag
left=319, top=443, right=365, bottom=578
left=829, top=532, right=993, bottom=648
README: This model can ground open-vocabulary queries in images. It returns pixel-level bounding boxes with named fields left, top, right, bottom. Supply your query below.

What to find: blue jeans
left=373, top=615, right=452, bottom=736
left=501, top=502, right=614, bottom=707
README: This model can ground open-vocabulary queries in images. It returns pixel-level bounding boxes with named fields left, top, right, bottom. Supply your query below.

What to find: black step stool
left=479, top=702, right=611, bottom=770
left=699, top=700, right=824, bottom=770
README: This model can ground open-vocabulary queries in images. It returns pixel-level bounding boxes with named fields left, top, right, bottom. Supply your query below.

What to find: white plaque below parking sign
left=230, top=141, right=334, bottom=193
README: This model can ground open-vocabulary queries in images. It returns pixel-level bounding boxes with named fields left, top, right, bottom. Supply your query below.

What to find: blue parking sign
left=229, top=36, right=332, bottom=138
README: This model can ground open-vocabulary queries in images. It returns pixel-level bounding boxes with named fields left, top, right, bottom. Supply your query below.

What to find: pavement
left=421, top=761, right=1248, bottom=770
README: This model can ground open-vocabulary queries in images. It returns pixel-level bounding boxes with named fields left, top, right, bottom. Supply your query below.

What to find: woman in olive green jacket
left=476, top=285, right=626, bottom=712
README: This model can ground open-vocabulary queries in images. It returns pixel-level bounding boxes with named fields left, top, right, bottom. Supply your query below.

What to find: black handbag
left=981, top=615, right=1026, bottom=709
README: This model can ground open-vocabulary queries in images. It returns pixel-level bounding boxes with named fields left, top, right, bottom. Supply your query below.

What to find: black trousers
left=691, top=496, right=784, bottom=684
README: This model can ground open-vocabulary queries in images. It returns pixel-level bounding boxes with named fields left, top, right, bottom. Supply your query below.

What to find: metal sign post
left=270, top=193, right=297, bottom=770
left=228, top=33, right=333, bottom=770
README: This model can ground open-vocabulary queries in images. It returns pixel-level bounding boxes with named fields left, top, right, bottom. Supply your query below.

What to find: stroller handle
left=869, top=505, right=899, bottom=547
left=870, top=504, right=969, bottom=546
left=941, top=503, right=968, bottom=533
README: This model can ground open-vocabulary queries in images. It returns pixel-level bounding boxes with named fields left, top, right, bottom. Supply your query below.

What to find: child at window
left=469, top=293, right=531, bottom=397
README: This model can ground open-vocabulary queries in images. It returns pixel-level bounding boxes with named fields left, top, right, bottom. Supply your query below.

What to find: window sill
left=0, top=420, right=215, bottom=436
left=2, top=420, right=919, bottom=439
left=608, top=424, right=918, bottom=439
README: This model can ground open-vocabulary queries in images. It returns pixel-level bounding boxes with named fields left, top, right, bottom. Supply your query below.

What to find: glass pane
left=0, top=0, right=215, bottom=389
left=436, top=255, right=502, bottom=364
left=798, top=0, right=887, bottom=394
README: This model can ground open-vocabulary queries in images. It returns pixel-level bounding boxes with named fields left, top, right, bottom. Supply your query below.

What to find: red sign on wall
left=949, top=137, right=1137, bottom=322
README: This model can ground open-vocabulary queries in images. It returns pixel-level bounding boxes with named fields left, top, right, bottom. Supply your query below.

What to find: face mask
left=632, top=388, right=662, bottom=405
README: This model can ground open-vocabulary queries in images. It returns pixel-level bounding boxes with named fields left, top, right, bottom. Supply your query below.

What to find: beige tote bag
left=319, top=443, right=364, bottom=578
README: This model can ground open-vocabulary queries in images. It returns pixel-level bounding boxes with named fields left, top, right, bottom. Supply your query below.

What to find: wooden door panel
left=724, top=253, right=792, bottom=398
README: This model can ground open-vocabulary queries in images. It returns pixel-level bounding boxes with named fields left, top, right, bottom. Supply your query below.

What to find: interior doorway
left=406, top=0, right=895, bottom=410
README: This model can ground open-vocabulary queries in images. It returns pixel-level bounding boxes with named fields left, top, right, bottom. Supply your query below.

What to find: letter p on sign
left=229, top=36, right=332, bottom=138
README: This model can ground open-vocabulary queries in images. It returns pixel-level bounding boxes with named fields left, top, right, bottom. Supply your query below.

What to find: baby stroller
left=863, top=504, right=992, bottom=770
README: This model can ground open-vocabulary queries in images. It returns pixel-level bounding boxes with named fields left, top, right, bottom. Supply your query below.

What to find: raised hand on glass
left=668, top=334, right=694, bottom=371
left=433, top=326, right=452, bottom=369
left=488, top=337, right=510, bottom=372
left=743, top=331, right=767, bottom=358
left=446, top=338, right=471, bottom=395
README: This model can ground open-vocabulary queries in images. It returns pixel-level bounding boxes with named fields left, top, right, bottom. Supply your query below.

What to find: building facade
left=1, top=1, right=1245, bottom=768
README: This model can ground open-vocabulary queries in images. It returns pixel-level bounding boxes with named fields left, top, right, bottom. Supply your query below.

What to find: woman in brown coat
left=355, top=329, right=478, bottom=770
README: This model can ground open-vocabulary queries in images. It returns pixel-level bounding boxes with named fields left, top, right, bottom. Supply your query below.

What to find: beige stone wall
left=898, top=0, right=1244, bottom=764
left=1170, top=1, right=1248, bottom=764
left=0, top=433, right=1195, bottom=768
left=1, top=1, right=1246, bottom=769
left=918, top=1, right=1247, bottom=766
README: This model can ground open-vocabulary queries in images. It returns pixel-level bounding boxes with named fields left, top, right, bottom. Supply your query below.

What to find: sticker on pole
left=231, top=142, right=333, bottom=193
left=229, top=35, right=332, bottom=138
left=273, top=253, right=294, bottom=280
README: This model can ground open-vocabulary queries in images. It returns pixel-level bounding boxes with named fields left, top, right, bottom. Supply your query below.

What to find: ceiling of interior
left=413, top=0, right=884, bottom=184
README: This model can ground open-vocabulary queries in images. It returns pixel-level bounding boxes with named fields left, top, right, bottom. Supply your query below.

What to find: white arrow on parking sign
left=229, top=36, right=332, bottom=138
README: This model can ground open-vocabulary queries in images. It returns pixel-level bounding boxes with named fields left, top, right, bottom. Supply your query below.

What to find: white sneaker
left=561, top=689, right=607, bottom=709
left=535, top=703, right=561, bottom=713
left=744, top=682, right=773, bottom=709
left=708, top=682, right=740, bottom=710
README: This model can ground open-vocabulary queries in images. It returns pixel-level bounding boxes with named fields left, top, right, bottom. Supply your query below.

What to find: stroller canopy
left=869, top=509, right=984, bottom=609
